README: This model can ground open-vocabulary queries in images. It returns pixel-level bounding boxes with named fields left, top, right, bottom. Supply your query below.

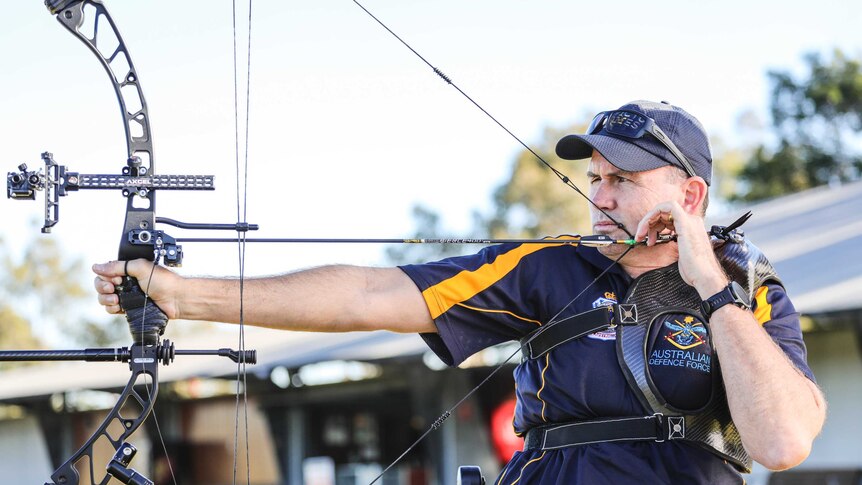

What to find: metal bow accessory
left=4, top=1, right=256, bottom=483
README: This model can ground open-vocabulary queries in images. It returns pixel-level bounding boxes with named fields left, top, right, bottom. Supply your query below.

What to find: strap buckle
left=653, top=413, right=685, bottom=442
left=616, top=304, right=638, bottom=326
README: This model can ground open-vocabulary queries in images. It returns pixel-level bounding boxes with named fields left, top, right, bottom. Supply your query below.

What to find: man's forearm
left=177, top=265, right=436, bottom=334
left=709, top=305, right=826, bottom=470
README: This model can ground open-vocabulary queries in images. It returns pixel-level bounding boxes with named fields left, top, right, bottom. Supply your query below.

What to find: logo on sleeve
left=588, top=291, right=617, bottom=341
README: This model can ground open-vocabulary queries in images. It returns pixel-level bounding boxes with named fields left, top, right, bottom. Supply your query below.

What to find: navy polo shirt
left=400, top=239, right=814, bottom=484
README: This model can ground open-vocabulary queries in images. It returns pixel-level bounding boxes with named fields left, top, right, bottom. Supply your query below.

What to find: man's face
left=586, top=150, right=684, bottom=255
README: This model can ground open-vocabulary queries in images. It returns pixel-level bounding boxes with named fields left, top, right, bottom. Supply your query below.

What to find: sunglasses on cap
left=587, top=110, right=697, bottom=178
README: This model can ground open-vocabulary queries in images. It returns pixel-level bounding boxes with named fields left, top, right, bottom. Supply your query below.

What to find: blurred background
left=0, top=0, right=860, bottom=483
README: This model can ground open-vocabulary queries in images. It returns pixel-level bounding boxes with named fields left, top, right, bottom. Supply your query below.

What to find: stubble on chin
left=597, top=244, right=629, bottom=259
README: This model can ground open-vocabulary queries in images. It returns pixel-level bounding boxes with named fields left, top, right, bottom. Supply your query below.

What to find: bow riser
left=50, top=0, right=156, bottom=263
left=1, top=1, right=256, bottom=483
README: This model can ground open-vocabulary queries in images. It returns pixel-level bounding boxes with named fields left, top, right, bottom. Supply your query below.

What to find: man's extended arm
left=93, top=260, right=436, bottom=334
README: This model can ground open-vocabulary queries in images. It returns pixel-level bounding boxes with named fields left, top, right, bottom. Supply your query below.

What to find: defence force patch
left=646, top=310, right=715, bottom=412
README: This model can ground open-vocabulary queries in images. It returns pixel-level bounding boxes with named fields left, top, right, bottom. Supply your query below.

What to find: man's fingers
left=92, top=261, right=124, bottom=277
left=636, top=203, right=681, bottom=245
left=97, top=292, right=120, bottom=307
left=105, top=304, right=124, bottom=315
left=94, top=276, right=113, bottom=294
left=92, top=259, right=151, bottom=280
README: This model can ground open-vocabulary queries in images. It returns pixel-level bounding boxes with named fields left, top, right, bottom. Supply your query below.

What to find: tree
left=385, top=123, right=593, bottom=265
left=1, top=223, right=127, bottom=349
left=383, top=205, right=473, bottom=265
left=480, top=124, right=592, bottom=239
left=735, top=50, right=862, bottom=201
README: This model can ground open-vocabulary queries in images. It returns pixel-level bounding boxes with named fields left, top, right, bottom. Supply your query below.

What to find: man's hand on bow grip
left=93, top=259, right=181, bottom=320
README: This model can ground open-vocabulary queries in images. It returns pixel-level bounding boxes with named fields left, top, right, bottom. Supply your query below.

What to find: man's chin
left=597, top=244, right=628, bottom=258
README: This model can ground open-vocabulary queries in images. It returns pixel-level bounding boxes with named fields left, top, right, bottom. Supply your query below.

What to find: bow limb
left=48, top=0, right=158, bottom=263
left=3, top=2, right=259, bottom=484
left=49, top=346, right=162, bottom=485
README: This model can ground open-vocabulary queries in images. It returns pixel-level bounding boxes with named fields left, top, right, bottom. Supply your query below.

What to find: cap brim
left=555, top=134, right=672, bottom=174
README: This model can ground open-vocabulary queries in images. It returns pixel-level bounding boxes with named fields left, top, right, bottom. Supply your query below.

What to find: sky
left=1, top=0, right=860, bottom=301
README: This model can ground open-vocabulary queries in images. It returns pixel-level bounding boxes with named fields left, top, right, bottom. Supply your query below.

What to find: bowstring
left=346, top=3, right=643, bottom=482
left=140, top=261, right=178, bottom=485
left=232, top=0, right=253, bottom=483
left=368, top=244, right=634, bottom=484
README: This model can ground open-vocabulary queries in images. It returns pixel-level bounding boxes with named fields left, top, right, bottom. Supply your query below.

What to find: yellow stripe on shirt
left=509, top=451, right=547, bottom=485
left=753, top=285, right=772, bottom=325
left=455, top=302, right=543, bottom=326
left=537, top=352, right=550, bottom=422
left=421, top=242, right=564, bottom=319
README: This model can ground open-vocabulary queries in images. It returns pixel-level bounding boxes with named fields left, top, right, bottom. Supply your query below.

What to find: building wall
left=800, top=328, right=862, bottom=467
left=0, top=416, right=53, bottom=481
left=748, top=327, right=862, bottom=485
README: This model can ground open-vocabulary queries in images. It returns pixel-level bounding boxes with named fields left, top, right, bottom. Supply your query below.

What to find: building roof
left=711, top=179, right=862, bottom=315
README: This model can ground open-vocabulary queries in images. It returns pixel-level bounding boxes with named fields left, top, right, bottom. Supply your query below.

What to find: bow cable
left=232, top=0, right=254, bottom=483
left=342, top=3, right=656, bottom=483
left=367, top=244, right=634, bottom=484
left=350, top=0, right=632, bottom=240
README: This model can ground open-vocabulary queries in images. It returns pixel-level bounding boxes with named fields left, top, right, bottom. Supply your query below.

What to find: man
left=93, top=100, right=825, bottom=484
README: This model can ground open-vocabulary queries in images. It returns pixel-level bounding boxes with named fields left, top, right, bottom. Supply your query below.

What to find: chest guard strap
left=520, top=304, right=637, bottom=360
left=616, top=236, right=780, bottom=473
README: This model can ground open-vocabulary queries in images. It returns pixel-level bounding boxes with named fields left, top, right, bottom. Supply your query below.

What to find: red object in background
left=490, top=397, right=524, bottom=463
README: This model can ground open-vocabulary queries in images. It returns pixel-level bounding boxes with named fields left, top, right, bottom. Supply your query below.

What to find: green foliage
left=481, top=124, right=592, bottom=239
left=1, top=225, right=126, bottom=349
left=385, top=122, right=593, bottom=266
left=0, top=305, right=43, bottom=370
left=736, top=49, right=862, bottom=201
left=0, top=235, right=43, bottom=368
left=384, top=205, right=472, bottom=265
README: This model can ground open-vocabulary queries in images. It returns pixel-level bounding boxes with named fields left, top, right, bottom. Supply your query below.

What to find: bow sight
left=8, top=151, right=215, bottom=234
left=4, top=152, right=258, bottom=485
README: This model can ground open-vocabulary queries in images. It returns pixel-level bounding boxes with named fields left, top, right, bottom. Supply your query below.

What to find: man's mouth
left=592, top=221, right=619, bottom=233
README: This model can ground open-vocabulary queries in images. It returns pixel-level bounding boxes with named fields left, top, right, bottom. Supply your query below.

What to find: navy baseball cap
left=555, top=100, right=713, bottom=185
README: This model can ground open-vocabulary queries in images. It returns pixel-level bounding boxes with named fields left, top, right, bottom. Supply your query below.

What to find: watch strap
left=701, top=281, right=750, bottom=319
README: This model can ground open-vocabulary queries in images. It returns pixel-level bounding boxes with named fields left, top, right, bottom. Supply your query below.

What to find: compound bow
left=4, top=2, right=695, bottom=484
left=4, top=1, right=256, bottom=483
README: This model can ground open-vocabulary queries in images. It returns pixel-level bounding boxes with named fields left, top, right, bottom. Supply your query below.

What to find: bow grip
left=116, top=275, right=169, bottom=345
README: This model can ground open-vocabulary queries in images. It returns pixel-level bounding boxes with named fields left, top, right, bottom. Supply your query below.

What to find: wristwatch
left=700, top=281, right=751, bottom=320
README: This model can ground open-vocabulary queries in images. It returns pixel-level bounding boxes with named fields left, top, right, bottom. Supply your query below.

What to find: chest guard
left=616, top=234, right=780, bottom=472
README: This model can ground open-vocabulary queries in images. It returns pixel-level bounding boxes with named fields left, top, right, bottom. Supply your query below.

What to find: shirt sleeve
left=752, top=282, right=816, bottom=382
left=400, top=243, right=565, bottom=366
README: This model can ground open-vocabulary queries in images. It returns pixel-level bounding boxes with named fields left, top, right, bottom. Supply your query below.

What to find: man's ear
left=681, top=176, right=709, bottom=214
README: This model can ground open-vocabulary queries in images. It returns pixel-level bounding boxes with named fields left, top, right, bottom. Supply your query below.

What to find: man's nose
left=591, top=181, right=616, bottom=209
